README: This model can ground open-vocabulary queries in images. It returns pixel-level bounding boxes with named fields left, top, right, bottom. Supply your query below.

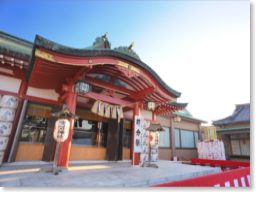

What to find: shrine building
left=0, top=31, right=207, bottom=167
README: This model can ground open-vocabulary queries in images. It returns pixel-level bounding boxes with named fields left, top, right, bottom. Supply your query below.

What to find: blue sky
left=0, top=0, right=250, bottom=125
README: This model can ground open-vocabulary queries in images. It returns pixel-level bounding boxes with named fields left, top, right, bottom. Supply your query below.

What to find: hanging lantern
left=53, top=119, right=70, bottom=142
left=73, top=79, right=91, bottom=95
left=173, top=116, right=181, bottom=123
left=146, top=99, right=156, bottom=111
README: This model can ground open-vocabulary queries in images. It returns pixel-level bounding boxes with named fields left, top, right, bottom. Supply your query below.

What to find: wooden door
left=118, top=119, right=124, bottom=160
left=106, top=118, right=119, bottom=161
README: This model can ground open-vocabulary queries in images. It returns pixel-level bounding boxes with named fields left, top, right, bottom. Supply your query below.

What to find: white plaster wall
left=140, top=110, right=152, bottom=120
left=123, top=109, right=153, bottom=121
left=0, top=75, right=21, bottom=93
left=77, top=96, right=89, bottom=103
left=174, top=119, right=200, bottom=131
left=123, top=110, right=133, bottom=117
left=27, top=87, right=59, bottom=101
left=157, top=116, right=170, bottom=127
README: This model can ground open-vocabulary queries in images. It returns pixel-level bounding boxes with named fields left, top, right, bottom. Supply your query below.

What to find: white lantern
left=150, top=131, right=159, bottom=147
left=53, top=119, right=70, bottom=142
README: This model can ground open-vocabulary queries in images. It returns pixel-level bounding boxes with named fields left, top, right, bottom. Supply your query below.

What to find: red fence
left=151, top=166, right=250, bottom=187
left=190, top=158, right=250, bottom=171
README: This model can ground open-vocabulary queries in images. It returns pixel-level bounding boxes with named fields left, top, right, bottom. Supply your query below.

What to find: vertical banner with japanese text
left=134, top=116, right=144, bottom=153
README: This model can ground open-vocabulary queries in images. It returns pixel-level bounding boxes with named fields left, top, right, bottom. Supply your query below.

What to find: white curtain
left=174, top=129, right=180, bottom=148
left=194, top=132, right=198, bottom=148
left=240, top=140, right=250, bottom=155
left=159, top=127, right=170, bottom=147
left=231, top=140, right=241, bottom=155
left=181, top=130, right=194, bottom=148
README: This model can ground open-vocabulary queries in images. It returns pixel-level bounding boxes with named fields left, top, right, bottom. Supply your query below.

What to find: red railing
left=190, top=158, right=250, bottom=171
left=151, top=166, right=250, bottom=187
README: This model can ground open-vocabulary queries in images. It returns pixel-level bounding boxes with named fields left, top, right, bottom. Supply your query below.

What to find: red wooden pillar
left=57, top=83, right=77, bottom=167
left=18, top=79, right=28, bottom=95
left=170, top=117, right=176, bottom=160
left=152, top=112, right=157, bottom=123
left=131, top=104, right=140, bottom=165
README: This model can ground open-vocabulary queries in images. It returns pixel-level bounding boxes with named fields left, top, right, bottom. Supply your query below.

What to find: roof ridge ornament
left=114, top=44, right=141, bottom=60
left=88, top=32, right=110, bottom=49
left=102, top=32, right=108, bottom=41
left=128, top=42, right=134, bottom=52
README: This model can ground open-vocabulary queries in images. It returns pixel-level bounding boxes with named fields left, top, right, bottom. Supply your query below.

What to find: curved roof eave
left=168, top=102, right=188, bottom=108
left=168, top=112, right=207, bottom=123
left=0, top=30, right=33, bottom=60
left=27, top=35, right=182, bottom=98
left=212, top=103, right=250, bottom=126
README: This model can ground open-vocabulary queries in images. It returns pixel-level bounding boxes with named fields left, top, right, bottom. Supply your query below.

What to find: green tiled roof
left=174, top=109, right=193, bottom=118
left=173, top=109, right=208, bottom=123
left=0, top=30, right=33, bottom=56
left=217, top=126, right=250, bottom=132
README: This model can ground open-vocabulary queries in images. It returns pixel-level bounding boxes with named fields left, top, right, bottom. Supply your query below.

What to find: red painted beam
left=74, top=65, right=93, bottom=80
left=47, top=52, right=122, bottom=67
left=20, top=94, right=59, bottom=105
left=85, top=76, right=137, bottom=99
left=0, top=90, right=20, bottom=97
left=62, top=85, right=70, bottom=92
left=58, top=92, right=69, bottom=103
left=76, top=102, right=93, bottom=109
left=135, top=87, right=155, bottom=100
left=79, top=92, right=134, bottom=108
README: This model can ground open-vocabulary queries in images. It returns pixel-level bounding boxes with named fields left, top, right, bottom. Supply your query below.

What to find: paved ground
left=0, top=160, right=222, bottom=187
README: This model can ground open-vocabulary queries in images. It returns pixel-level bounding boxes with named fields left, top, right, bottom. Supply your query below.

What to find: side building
left=147, top=109, right=207, bottom=161
left=212, top=103, right=250, bottom=162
